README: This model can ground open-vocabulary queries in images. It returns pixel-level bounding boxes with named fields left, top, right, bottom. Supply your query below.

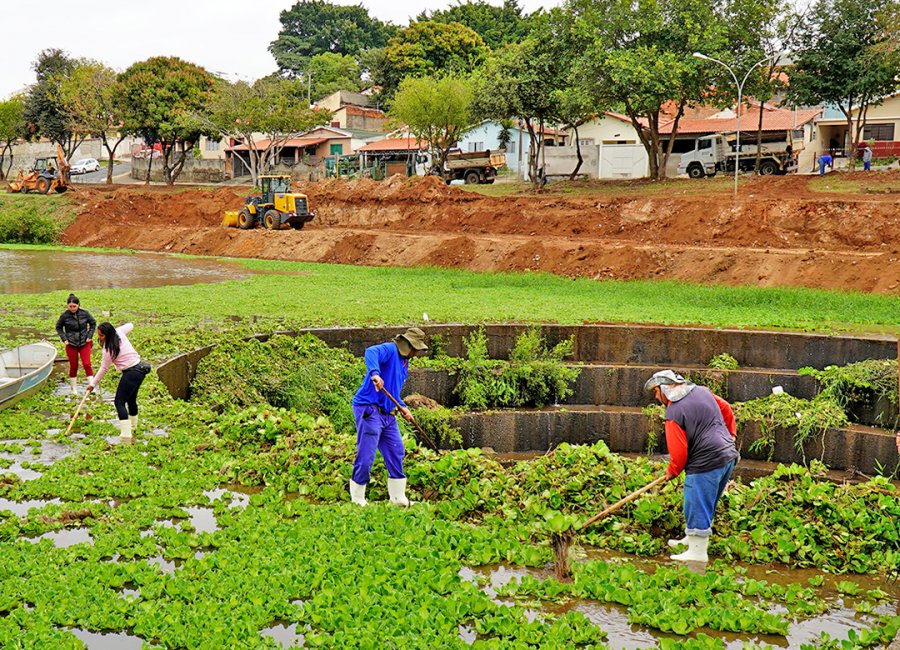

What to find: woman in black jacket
left=55, top=293, right=97, bottom=395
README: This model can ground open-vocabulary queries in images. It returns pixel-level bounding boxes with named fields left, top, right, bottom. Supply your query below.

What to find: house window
left=205, top=139, right=220, bottom=151
left=330, top=143, right=343, bottom=156
left=468, top=142, right=484, bottom=152
left=578, top=138, right=595, bottom=147
left=506, top=141, right=516, bottom=154
left=792, top=129, right=804, bottom=142
left=863, top=123, right=894, bottom=141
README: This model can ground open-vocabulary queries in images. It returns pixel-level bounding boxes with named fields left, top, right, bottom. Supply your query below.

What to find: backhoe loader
left=7, top=145, right=71, bottom=194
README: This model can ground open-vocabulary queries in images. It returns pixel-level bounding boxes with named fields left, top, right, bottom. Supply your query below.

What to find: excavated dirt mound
left=62, top=175, right=900, bottom=294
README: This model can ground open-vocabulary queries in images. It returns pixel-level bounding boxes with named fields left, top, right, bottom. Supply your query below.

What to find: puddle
left=185, top=507, right=218, bottom=534
left=203, top=486, right=257, bottom=509
left=27, top=528, right=93, bottom=548
left=147, top=556, right=177, bottom=574
left=67, top=628, right=144, bottom=649
left=461, top=553, right=900, bottom=648
left=0, top=497, right=62, bottom=516
left=0, top=249, right=247, bottom=294
left=260, top=620, right=305, bottom=647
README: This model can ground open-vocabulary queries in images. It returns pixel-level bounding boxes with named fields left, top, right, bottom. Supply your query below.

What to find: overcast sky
left=1, top=0, right=560, bottom=100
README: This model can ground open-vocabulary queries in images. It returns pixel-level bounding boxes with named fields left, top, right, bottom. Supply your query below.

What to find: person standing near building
left=645, top=370, right=739, bottom=563
left=862, top=145, right=873, bottom=171
left=55, top=294, right=96, bottom=396
left=349, top=327, right=428, bottom=507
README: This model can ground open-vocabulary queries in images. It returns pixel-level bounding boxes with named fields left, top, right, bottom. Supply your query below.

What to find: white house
left=456, top=120, right=567, bottom=178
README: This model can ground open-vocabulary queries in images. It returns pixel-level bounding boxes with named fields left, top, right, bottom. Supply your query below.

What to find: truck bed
left=446, top=151, right=506, bottom=169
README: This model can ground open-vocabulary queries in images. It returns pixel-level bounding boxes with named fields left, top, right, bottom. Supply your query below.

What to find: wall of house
left=578, top=116, right=641, bottom=145
left=342, top=110, right=387, bottom=132
left=313, top=138, right=352, bottom=158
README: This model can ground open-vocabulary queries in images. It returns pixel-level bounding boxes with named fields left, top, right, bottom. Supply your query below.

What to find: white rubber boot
left=349, top=480, right=367, bottom=506
left=129, top=415, right=138, bottom=434
left=670, top=535, right=709, bottom=562
left=387, top=477, right=410, bottom=507
left=68, top=377, right=79, bottom=396
left=668, top=535, right=688, bottom=549
left=119, top=419, right=133, bottom=440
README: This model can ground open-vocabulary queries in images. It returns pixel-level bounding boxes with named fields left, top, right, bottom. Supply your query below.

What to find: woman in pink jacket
left=87, top=322, right=149, bottom=439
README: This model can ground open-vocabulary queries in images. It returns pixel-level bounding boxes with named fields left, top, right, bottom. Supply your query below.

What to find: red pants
left=65, top=342, right=93, bottom=377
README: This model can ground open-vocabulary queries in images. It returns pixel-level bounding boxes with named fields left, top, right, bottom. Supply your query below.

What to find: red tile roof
left=659, top=106, right=821, bottom=134
left=358, top=137, right=427, bottom=152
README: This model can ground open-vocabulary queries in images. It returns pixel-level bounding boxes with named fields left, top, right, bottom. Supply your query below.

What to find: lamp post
left=692, top=52, right=780, bottom=197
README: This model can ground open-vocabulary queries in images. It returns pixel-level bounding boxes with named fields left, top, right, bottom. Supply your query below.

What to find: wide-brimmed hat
left=394, top=327, right=428, bottom=356
left=643, top=369, right=686, bottom=391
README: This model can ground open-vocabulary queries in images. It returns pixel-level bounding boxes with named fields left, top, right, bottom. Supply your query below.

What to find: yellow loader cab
left=237, top=175, right=315, bottom=230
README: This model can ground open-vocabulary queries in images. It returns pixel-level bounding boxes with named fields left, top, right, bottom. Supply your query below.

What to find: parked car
left=70, top=158, right=101, bottom=175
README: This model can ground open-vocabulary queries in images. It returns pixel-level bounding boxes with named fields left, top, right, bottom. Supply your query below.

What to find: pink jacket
left=92, top=323, right=141, bottom=385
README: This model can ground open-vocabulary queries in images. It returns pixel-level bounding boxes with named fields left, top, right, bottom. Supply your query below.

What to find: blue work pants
left=682, top=459, right=736, bottom=536
left=351, top=404, right=406, bottom=484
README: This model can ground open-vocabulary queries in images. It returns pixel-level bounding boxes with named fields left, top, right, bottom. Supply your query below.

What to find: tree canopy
left=308, top=53, right=364, bottom=102
left=23, top=49, right=82, bottom=159
left=0, top=96, right=26, bottom=180
left=269, top=0, right=396, bottom=76
left=117, top=56, right=216, bottom=184
left=377, top=21, right=489, bottom=100
left=417, top=0, right=533, bottom=49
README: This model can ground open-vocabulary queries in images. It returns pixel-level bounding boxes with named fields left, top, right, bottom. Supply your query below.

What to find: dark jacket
left=56, top=308, right=96, bottom=348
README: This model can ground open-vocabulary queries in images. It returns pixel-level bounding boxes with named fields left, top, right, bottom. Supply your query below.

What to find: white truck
left=678, top=133, right=799, bottom=179
left=415, top=149, right=506, bottom=184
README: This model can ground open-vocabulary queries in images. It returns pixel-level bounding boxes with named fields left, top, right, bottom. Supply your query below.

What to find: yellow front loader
left=233, top=175, right=315, bottom=230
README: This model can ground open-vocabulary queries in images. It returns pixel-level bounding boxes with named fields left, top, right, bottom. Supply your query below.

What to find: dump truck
left=225, top=175, right=315, bottom=230
left=416, top=150, right=506, bottom=184
left=7, top=145, right=70, bottom=194
left=678, top=133, right=798, bottom=178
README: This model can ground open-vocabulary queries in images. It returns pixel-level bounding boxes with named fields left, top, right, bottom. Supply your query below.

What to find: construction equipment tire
left=237, top=208, right=255, bottom=230
left=464, top=170, right=480, bottom=185
left=55, top=185, right=68, bottom=193
left=36, top=178, right=51, bottom=194
left=264, top=210, right=282, bottom=230
left=687, top=164, right=705, bottom=179
left=758, top=160, right=778, bottom=176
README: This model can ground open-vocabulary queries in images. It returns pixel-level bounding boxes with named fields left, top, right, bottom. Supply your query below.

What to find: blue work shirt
left=351, top=342, right=409, bottom=413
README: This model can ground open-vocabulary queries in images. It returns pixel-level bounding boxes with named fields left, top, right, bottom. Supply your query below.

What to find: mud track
left=62, top=173, right=900, bottom=294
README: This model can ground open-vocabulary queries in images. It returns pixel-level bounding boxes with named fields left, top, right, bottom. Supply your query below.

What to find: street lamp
left=692, top=51, right=782, bottom=197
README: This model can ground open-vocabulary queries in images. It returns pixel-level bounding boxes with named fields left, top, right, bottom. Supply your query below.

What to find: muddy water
left=0, top=249, right=245, bottom=294
left=461, top=552, right=900, bottom=649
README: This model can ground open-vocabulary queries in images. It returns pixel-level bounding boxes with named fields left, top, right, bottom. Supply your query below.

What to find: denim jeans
left=682, top=459, right=736, bottom=536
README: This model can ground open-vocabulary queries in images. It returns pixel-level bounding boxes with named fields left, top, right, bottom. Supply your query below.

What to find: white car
left=70, top=158, right=101, bottom=175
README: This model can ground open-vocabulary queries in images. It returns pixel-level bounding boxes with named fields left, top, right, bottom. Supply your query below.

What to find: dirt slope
left=62, top=174, right=900, bottom=294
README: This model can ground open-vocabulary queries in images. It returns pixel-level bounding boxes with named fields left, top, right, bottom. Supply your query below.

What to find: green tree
left=23, top=49, right=83, bottom=159
left=118, top=56, right=216, bottom=185
left=377, top=21, right=489, bottom=100
left=417, top=0, right=533, bottom=49
left=390, top=75, right=475, bottom=174
left=308, top=53, right=363, bottom=101
left=572, top=0, right=727, bottom=179
left=207, top=77, right=331, bottom=185
left=55, top=61, right=127, bottom=185
left=0, top=96, right=26, bottom=180
left=787, top=0, right=900, bottom=168
left=269, top=0, right=396, bottom=75
left=472, top=12, right=572, bottom=188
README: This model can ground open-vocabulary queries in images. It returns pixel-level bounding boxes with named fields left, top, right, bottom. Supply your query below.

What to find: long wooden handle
left=379, top=385, right=438, bottom=450
left=63, top=391, right=91, bottom=437
left=580, top=475, right=667, bottom=531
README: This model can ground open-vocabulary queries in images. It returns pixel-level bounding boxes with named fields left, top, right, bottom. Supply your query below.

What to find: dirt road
left=62, top=173, right=900, bottom=294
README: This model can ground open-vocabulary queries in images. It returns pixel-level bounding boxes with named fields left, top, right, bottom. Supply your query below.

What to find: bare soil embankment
left=61, top=173, right=900, bottom=294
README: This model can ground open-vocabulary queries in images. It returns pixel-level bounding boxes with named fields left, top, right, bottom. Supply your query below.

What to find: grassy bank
left=0, top=194, right=76, bottom=244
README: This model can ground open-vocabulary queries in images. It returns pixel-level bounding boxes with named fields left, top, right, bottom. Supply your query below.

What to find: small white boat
left=0, top=342, right=57, bottom=410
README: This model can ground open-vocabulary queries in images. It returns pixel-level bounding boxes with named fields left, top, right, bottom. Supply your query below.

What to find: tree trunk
left=145, top=144, right=153, bottom=185
left=101, top=133, right=125, bottom=185
left=0, top=142, right=11, bottom=180
left=524, top=117, right=541, bottom=190
left=659, top=100, right=686, bottom=180
left=569, top=124, right=583, bottom=181
left=754, top=101, right=765, bottom=173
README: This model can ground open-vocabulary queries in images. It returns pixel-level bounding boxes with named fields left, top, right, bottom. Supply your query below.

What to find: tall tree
left=377, top=21, right=489, bottom=101
left=207, top=77, right=331, bottom=185
left=0, top=96, right=26, bottom=180
left=472, top=11, right=573, bottom=188
left=118, top=57, right=216, bottom=185
left=390, top=75, right=475, bottom=174
left=23, top=49, right=84, bottom=160
left=572, top=0, right=727, bottom=180
left=787, top=0, right=900, bottom=168
left=270, top=0, right=396, bottom=76
left=308, top=53, right=363, bottom=102
left=417, top=0, right=533, bottom=49
left=55, top=61, right=127, bottom=185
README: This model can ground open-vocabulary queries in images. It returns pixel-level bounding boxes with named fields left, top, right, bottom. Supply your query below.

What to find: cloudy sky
left=1, top=0, right=559, bottom=99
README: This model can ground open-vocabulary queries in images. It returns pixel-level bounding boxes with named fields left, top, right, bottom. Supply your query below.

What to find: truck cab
left=678, top=135, right=726, bottom=178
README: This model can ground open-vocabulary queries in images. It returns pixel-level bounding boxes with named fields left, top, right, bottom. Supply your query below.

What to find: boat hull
left=0, top=342, right=58, bottom=410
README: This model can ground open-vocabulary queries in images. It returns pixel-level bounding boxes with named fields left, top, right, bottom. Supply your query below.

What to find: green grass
left=2, top=253, right=899, bottom=355
left=808, top=170, right=899, bottom=195
left=460, top=175, right=734, bottom=198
